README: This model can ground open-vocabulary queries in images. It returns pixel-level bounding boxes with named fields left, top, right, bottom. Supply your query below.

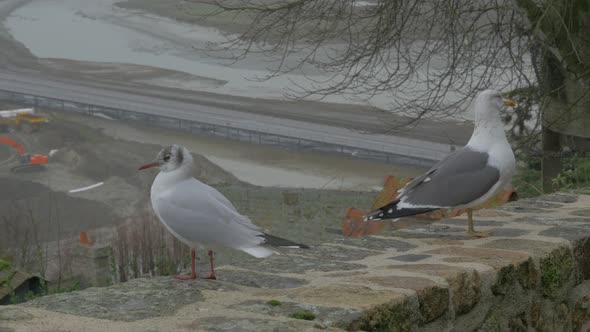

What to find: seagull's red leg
left=176, top=248, right=197, bottom=280
left=205, top=250, right=217, bottom=280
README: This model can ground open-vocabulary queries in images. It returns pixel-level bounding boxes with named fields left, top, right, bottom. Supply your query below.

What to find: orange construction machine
left=0, top=137, right=48, bottom=172
left=0, top=108, right=48, bottom=133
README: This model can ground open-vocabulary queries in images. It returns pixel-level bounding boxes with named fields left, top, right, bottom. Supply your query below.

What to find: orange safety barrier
left=79, top=231, right=96, bottom=246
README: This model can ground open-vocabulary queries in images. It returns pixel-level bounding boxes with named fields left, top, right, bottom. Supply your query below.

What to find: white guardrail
left=0, top=87, right=450, bottom=166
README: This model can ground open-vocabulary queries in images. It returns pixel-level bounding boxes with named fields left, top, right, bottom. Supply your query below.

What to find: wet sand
left=2, top=0, right=479, bottom=117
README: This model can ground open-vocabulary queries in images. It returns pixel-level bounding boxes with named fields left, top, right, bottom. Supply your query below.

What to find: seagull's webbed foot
left=466, top=230, right=490, bottom=238
left=175, top=274, right=197, bottom=280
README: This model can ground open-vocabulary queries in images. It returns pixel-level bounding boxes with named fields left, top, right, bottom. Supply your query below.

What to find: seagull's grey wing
left=153, top=179, right=263, bottom=249
left=367, top=147, right=499, bottom=220
left=401, top=147, right=499, bottom=207
left=397, top=151, right=456, bottom=198
left=400, top=148, right=500, bottom=207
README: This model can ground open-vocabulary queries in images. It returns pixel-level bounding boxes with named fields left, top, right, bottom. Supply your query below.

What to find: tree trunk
left=541, top=127, right=560, bottom=192
left=517, top=0, right=590, bottom=192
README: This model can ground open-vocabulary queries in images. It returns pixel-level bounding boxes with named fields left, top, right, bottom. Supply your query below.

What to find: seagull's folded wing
left=154, top=179, right=264, bottom=248
left=377, top=147, right=500, bottom=214
left=400, top=147, right=500, bottom=208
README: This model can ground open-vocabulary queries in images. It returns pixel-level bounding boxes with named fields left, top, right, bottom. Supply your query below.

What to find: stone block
left=516, top=258, right=539, bottom=290
left=285, top=285, right=405, bottom=309
left=448, top=269, right=480, bottom=315
left=530, top=301, right=543, bottom=329
left=347, top=297, right=421, bottom=332
left=389, top=254, right=431, bottom=262
left=540, top=246, right=575, bottom=298
left=426, top=246, right=530, bottom=269
left=539, top=226, right=589, bottom=241
left=480, top=239, right=560, bottom=256
left=567, top=280, right=590, bottom=332
left=492, top=265, right=517, bottom=296
left=416, top=286, right=449, bottom=322
left=491, top=258, right=539, bottom=295
left=23, top=276, right=213, bottom=321
left=508, top=313, right=528, bottom=332
left=548, top=302, right=572, bottom=332
left=387, top=264, right=480, bottom=316
left=573, top=237, right=590, bottom=280
left=365, top=276, right=449, bottom=322
left=572, top=295, right=590, bottom=332
left=571, top=209, right=590, bottom=217
left=228, top=300, right=361, bottom=327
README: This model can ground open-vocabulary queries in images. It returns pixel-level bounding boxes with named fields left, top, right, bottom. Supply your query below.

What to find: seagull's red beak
left=138, top=162, right=159, bottom=170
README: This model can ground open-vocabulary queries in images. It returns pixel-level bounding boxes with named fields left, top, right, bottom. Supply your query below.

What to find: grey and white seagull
left=363, top=89, right=517, bottom=237
left=139, top=145, right=308, bottom=280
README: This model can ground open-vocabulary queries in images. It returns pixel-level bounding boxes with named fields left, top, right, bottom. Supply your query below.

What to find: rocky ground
left=2, top=191, right=590, bottom=331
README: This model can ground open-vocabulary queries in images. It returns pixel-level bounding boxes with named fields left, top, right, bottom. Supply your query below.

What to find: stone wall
left=1, top=190, right=590, bottom=332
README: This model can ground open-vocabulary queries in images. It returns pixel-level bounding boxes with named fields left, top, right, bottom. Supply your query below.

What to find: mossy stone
left=417, top=286, right=448, bottom=322
left=492, top=265, right=517, bottom=296
left=347, top=299, right=420, bottom=332
left=540, top=247, right=575, bottom=298
left=516, top=258, right=538, bottom=290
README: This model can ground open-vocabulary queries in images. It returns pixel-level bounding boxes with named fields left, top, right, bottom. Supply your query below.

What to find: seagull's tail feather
left=241, top=234, right=309, bottom=258
left=260, top=233, right=310, bottom=249
left=241, top=246, right=276, bottom=258
left=364, top=200, right=436, bottom=221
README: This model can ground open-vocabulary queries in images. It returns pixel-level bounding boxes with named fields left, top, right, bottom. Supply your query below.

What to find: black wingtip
left=362, top=197, right=437, bottom=221
left=363, top=206, right=437, bottom=221
left=260, top=233, right=310, bottom=249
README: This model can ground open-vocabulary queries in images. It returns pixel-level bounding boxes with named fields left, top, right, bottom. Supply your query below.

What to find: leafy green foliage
left=289, top=310, right=316, bottom=320
left=0, top=259, right=10, bottom=271
left=513, top=160, right=544, bottom=199
left=49, top=281, right=81, bottom=295
left=513, top=154, right=590, bottom=199
left=266, top=299, right=282, bottom=307
left=552, top=155, right=590, bottom=190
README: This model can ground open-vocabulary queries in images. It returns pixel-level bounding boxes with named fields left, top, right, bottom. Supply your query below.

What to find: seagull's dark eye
left=163, top=154, right=171, bottom=162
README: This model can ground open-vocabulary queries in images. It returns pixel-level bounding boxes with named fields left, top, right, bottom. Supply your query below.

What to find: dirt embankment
left=0, top=177, right=119, bottom=246
left=0, top=111, right=242, bottom=248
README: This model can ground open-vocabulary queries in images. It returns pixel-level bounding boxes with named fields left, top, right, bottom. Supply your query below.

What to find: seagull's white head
left=474, top=89, right=516, bottom=126
left=138, top=144, right=192, bottom=173
left=467, top=89, right=517, bottom=148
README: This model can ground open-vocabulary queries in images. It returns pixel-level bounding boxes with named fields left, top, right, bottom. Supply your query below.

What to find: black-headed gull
left=364, top=90, right=517, bottom=237
left=139, top=144, right=309, bottom=280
